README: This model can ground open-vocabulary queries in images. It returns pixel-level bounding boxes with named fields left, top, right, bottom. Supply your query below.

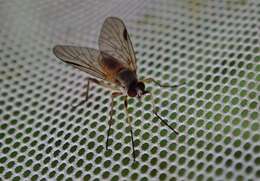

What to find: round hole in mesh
left=0, top=0, right=259, bottom=180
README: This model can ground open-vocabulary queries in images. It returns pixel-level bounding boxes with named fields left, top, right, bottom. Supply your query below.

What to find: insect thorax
left=116, top=69, right=137, bottom=90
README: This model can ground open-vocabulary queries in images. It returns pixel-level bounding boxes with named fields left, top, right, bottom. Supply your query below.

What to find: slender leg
left=142, top=77, right=185, bottom=89
left=106, top=92, right=122, bottom=150
left=71, top=79, right=90, bottom=108
left=71, top=78, right=119, bottom=109
left=148, top=92, right=179, bottom=135
left=124, top=96, right=136, bottom=162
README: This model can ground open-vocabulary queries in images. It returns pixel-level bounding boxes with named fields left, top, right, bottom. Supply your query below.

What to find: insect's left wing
left=99, top=17, right=137, bottom=73
left=53, top=45, right=107, bottom=80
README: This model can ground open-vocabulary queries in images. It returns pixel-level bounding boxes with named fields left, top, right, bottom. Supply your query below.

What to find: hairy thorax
left=116, top=69, right=137, bottom=90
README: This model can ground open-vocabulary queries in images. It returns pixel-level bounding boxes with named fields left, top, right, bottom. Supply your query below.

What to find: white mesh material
left=0, top=0, right=259, bottom=180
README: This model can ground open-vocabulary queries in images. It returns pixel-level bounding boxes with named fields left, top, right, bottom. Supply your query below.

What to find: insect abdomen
left=101, top=55, right=124, bottom=81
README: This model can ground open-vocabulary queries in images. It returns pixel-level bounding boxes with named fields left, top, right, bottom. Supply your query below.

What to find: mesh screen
left=0, top=0, right=260, bottom=180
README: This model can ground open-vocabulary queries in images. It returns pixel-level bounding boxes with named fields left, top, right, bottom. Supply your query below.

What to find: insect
left=53, top=17, right=183, bottom=162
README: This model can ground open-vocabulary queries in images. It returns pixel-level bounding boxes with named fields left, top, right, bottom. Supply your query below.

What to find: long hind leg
left=124, top=96, right=136, bottom=162
left=148, top=92, right=179, bottom=135
left=106, top=92, right=122, bottom=150
left=141, top=77, right=185, bottom=89
left=71, top=78, right=119, bottom=109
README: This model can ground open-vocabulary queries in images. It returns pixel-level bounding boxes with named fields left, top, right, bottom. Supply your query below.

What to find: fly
left=53, top=17, right=184, bottom=162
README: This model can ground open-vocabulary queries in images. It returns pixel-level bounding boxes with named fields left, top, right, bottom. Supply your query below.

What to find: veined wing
left=53, top=45, right=107, bottom=80
left=99, top=17, right=137, bottom=73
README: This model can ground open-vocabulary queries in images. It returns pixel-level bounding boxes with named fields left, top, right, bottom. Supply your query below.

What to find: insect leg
left=106, top=92, right=122, bottom=150
left=72, top=79, right=90, bottom=109
left=142, top=77, right=185, bottom=89
left=124, top=96, right=136, bottom=162
left=72, top=78, right=119, bottom=109
left=148, top=92, right=179, bottom=135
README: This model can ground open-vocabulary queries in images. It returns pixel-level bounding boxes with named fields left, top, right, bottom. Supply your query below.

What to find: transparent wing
left=99, top=17, right=137, bottom=73
left=53, top=45, right=107, bottom=80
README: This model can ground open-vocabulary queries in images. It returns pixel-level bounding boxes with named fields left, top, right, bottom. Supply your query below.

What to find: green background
left=0, top=0, right=259, bottom=180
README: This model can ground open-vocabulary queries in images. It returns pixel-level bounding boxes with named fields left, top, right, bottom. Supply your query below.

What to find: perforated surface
left=0, top=0, right=260, bottom=180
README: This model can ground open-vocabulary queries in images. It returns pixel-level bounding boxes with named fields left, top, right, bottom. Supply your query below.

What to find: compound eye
left=127, top=88, right=137, bottom=97
left=137, top=82, right=145, bottom=91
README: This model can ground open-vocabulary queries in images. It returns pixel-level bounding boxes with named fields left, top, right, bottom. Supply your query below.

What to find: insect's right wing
left=53, top=45, right=107, bottom=80
left=99, top=17, right=137, bottom=73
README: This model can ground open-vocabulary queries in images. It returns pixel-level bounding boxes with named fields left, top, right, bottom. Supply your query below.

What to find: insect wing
left=53, top=45, right=107, bottom=80
left=99, top=17, right=137, bottom=73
